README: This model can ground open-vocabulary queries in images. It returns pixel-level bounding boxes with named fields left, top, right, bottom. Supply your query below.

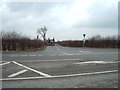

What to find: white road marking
left=29, top=55, right=36, bottom=56
left=0, top=70, right=118, bottom=81
left=12, top=61, right=51, bottom=77
left=48, top=54, right=75, bottom=56
left=10, top=55, right=19, bottom=57
left=2, top=58, right=81, bottom=63
left=21, top=55, right=27, bottom=57
left=62, top=59, right=80, bottom=60
left=17, top=58, right=80, bottom=62
left=8, top=69, right=28, bottom=78
left=79, top=51, right=83, bottom=53
left=66, top=54, right=73, bottom=55
left=55, top=46, right=72, bottom=55
left=1, top=76, right=44, bottom=81
left=62, top=52, right=70, bottom=55
left=0, top=62, right=10, bottom=66
left=54, top=70, right=118, bottom=77
left=39, top=54, right=63, bottom=56
left=9, top=53, right=80, bottom=57
left=74, top=61, right=119, bottom=65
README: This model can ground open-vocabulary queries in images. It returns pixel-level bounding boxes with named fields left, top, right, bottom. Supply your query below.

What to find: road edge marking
left=1, top=70, right=118, bottom=81
left=53, top=70, right=118, bottom=78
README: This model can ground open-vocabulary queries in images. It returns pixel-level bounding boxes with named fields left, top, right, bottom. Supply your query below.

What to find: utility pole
left=83, top=34, right=86, bottom=47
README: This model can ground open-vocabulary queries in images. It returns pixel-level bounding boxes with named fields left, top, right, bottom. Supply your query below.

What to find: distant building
left=47, top=38, right=55, bottom=46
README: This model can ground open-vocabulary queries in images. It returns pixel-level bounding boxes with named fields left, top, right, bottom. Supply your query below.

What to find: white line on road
left=21, top=55, right=28, bottom=57
left=8, top=69, right=28, bottom=78
left=9, top=53, right=79, bottom=57
left=6, top=53, right=80, bottom=57
left=0, top=70, right=118, bottom=81
left=0, top=62, right=10, bottom=66
left=12, top=61, right=51, bottom=77
left=48, top=54, right=75, bottom=56
left=38, top=55, right=42, bottom=56
left=29, top=55, right=36, bottom=56
left=55, top=46, right=73, bottom=55
left=17, top=58, right=81, bottom=62
left=54, top=70, right=118, bottom=78
left=66, top=54, right=73, bottom=55
left=10, top=55, right=19, bottom=57
left=74, top=61, right=119, bottom=65
left=79, top=51, right=83, bottom=53
left=62, top=52, right=71, bottom=55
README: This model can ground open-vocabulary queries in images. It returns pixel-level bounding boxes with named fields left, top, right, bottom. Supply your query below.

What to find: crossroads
left=1, top=59, right=118, bottom=81
left=1, top=45, right=119, bottom=88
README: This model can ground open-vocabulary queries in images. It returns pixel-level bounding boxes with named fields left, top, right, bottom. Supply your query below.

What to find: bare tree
left=37, top=26, right=47, bottom=41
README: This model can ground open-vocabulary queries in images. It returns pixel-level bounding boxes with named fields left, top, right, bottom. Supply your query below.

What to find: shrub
left=1, top=31, right=44, bottom=51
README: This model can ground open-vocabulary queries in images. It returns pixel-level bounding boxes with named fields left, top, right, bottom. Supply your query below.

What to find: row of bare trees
left=1, top=31, right=44, bottom=51
left=57, top=35, right=119, bottom=48
left=57, top=40, right=83, bottom=47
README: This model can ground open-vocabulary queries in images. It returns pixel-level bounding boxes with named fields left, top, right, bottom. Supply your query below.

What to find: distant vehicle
left=47, top=38, right=55, bottom=46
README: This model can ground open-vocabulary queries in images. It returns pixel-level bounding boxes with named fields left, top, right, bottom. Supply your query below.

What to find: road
left=1, top=44, right=119, bottom=88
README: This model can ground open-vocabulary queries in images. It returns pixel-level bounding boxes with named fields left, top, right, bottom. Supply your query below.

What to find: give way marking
left=12, top=61, right=51, bottom=77
left=0, top=62, right=11, bottom=66
left=8, top=69, right=28, bottom=78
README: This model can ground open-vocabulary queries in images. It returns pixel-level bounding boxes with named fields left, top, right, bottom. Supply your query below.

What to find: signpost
left=83, top=34, right=86, bottom=47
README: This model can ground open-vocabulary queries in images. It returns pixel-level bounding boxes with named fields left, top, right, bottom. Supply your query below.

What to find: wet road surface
left=1, top=45, right=119, bottom=88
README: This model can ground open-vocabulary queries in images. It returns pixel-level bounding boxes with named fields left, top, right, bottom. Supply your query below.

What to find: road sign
left=83, top=34, right=86, bottom=37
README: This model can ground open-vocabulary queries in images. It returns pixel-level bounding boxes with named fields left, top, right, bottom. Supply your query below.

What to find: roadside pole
left=83, top=34, right=86, bottom=47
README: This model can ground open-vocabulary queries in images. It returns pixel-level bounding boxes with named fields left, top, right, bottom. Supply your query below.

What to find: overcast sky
left=0, top=0, right=118, bottom=41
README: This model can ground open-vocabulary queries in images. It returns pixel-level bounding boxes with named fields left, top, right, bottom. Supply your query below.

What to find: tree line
left=1, top=31, right=44, bottom=51
left=57, top=35, right=119, bottom=48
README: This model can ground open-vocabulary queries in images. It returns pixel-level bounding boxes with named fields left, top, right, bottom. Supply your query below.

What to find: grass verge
left=1, top=45, right=46, bottom=54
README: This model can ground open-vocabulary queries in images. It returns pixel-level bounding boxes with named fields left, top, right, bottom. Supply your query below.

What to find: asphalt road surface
left=1, top=44, right=119, bottom=88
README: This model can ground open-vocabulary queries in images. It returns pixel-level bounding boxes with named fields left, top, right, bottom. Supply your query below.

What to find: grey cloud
left=6, top=2, right=34, bottom=12
left=2, top=2, right=65, bottom=39
left=3, top=2, right=63, bottom=25
left=1, top=1, right=118, bottom=40
left=74, top=1, right=118, bottom=29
